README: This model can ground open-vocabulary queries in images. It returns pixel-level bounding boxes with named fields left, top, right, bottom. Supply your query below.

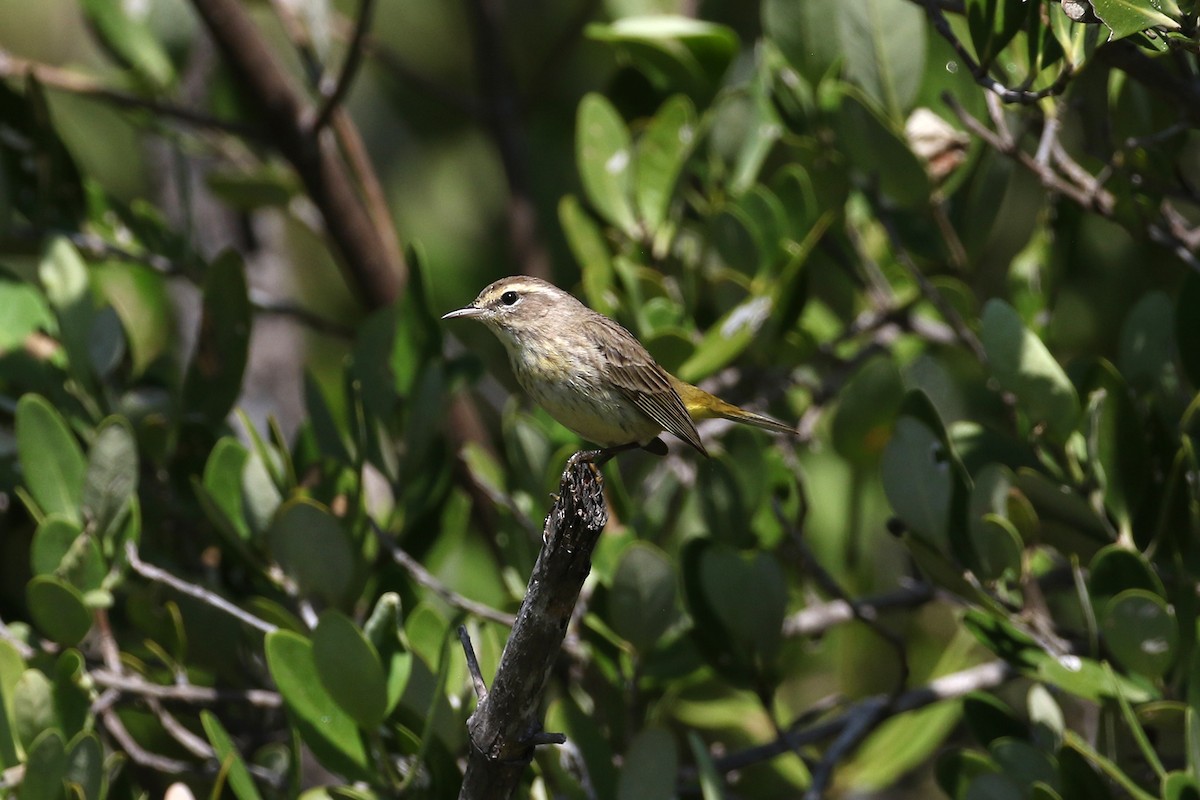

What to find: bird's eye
left=500, top=291, right=519, bottom=306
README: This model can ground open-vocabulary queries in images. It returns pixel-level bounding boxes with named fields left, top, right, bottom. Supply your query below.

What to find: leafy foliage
left=0, top=0, right=1199, bottom=798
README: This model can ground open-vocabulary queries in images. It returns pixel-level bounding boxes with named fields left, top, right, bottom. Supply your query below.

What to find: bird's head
left=442, top=276, right=581, bottom=345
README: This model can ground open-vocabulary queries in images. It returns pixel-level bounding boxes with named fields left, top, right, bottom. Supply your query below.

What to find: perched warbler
left=443, top=276, right=796, bottom=459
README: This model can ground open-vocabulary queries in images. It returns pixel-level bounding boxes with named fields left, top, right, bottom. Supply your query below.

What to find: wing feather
left=584, top=317, right=707, bottom=455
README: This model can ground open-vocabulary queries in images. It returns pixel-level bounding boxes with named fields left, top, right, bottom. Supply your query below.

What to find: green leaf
left=13, top=668, right=55, bottom=750
left=26, top=577, right=92, bottom=646
left=576, top=94, right=638, bottom=236
left=1080, top=361, right=1146, bottom=530
left=38, top=237, right=94, bottom=388
left=635, top=95, right=697, bottom=232
left=980, top=300, right=1079, bottom=442
left=266, top=499, right=357, bottom=606
left=362, top=593, right=412, bottom=715
left=63, top=732, right=104, bottom=800
left=1118, top=291, right=1173, bottom=391
left=312, top=611, right=389, bottom=730
left=202, top=711, right=264, bottom=800
left=990, top=738, right=1060, bottom=791
left=831, top=356, right=905, bottom=466
left=21, top=729, right=67, bottom=800
left=677, top=293, right=773, bottom=383
left=698, top=545, right=785, bottom=668
left=265, top=630, right=370, bottom=779
left=200, top=437, right=252, bottom=540
left=617, top=728, right=678, bottom=800
left=1091, top=0, right=1180, bottom=40
left=837, top=0, right=927, bottom=118
left=94, top=262, right=172, bottom=376
left=586, top=16, right=737, bottom=101
left=1101, top=589, right=1178, bottom=679
left=687, top=731, right=726, bottom=800
left=967, top=0, right=1032, bottom=66
left=0, top=277, right=54, bottom=352
left=82, top=416, right=137, bottom=539
left=560, top=195, right=616, bottom=315
left=30, top=515, right=106, bottom=596
left=183, top=250, right=251, bottom=424
left=81, top=0, right=176, bottom=87
left=936, top=748, right=1001, bottom=798
left=608, top=543, right=677, bottom=653
left=16, top=394, right=86, bottom=522
left=881, top=416, right=956, bottom=549
left=830, top=86, right=931, bottom=208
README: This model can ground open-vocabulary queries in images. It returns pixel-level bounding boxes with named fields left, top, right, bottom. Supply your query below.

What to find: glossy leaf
left=202, top=710, right=265, bottom=800
left=980, top=300, right=1079, bottom=442
left=81, top=0, right=176, bottom=87
left=266, top=499, right=357, bottom=607
left=312, top=611, right=389, bottom=730
left=30, top=515, right=105, bottom=596
left=1091, top=0, right=1180, bottom=40
left=265, top=630, right=370, bottom=779
left=609, top=542, right=677, bottom=653
left=21, top=729, right=67, bottom=800
left=576, top=94, right=638, bottom=235
left=16, top=394, right=86, bottom=522
left=635, top=95, right=697, bottom=232
left=26, top=577, right=92, bottom=646
left=1101, top=589, right=1178, bottom=679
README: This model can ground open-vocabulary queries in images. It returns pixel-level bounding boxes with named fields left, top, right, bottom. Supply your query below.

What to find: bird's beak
left=442, top=305, right=484, bottom=321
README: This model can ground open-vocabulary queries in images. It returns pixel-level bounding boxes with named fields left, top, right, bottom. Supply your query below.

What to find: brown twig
left=458, top=625, right=490, bottom=701
left=188, top=0, right=404, bottom=306
left=0, top=49, right=261, bottom=139
left=125, top=543, right=278, bottom=635
left=311, top=0, right=377, bottom=133
left=782, top=583, right=936, bottom=638
left=91, top=669, right=282, bottom=708
left=458, top=457, right=609, bottom=799
left=919, top=0, right=1073, bottom=104
left=681, top=660, right=1014, bottom=783
left=370, top=521, right=516, bottom=627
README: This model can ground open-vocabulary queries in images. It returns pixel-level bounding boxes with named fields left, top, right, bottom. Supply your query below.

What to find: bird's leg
left=560, top=441, right=644, bottom=485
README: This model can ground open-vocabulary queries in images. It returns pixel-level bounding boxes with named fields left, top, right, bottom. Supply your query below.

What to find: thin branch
left=90, top=669, right=282, bottom=708
left=874, top=195, right=989, bottom=365
left=311, top=0, right=377, bottom=132
left=918, top=0, right=1073, bottom=104
left=125, top=543, right=278, bottom=635
left=0, top=49, right=261, bottom=138
left=370, top=521, right=516, bottom=627
left=458, top=625, right=490, bottom=701
left=782, top=583, right=936, bottom=638
left=684, top=660, right=1015, bottom=781
left=188, top=0, right=405, bottom=307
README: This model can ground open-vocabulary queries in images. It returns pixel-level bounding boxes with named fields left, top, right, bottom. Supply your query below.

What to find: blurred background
left=1, top=0, right=1198, bottom=797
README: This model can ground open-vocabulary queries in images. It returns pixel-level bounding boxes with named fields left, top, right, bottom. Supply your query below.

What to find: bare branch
left=188, top=0, right=405, bottom=307
left=371, top=521, right=516, bottom=627
left=459, top=625, right=490, bottom=701
left=783, top=584, right=936, bottom=638
left=311, top=0, right=377, bottom=133
left=125, top=543, right=278, bottom=635
left=0, top=49, right=260, bottom=138
left=91, top=669, right=282, bottom=708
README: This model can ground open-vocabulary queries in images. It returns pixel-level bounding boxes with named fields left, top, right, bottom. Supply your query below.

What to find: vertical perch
left=458, top=459, right=609, bottom=799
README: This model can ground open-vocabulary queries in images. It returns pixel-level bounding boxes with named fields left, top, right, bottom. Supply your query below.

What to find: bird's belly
left=511, top=356, right=659, bottom=447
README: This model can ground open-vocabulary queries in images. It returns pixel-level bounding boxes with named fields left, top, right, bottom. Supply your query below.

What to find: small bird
left=443, top=276, right=796, bottom=461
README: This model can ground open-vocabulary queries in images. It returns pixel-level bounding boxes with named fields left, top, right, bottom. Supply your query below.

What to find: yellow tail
left=672, top=380, right=798, bottom=435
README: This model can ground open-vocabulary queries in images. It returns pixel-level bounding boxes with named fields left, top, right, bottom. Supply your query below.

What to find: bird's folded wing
left=585, top=318, right=707, bottom=455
